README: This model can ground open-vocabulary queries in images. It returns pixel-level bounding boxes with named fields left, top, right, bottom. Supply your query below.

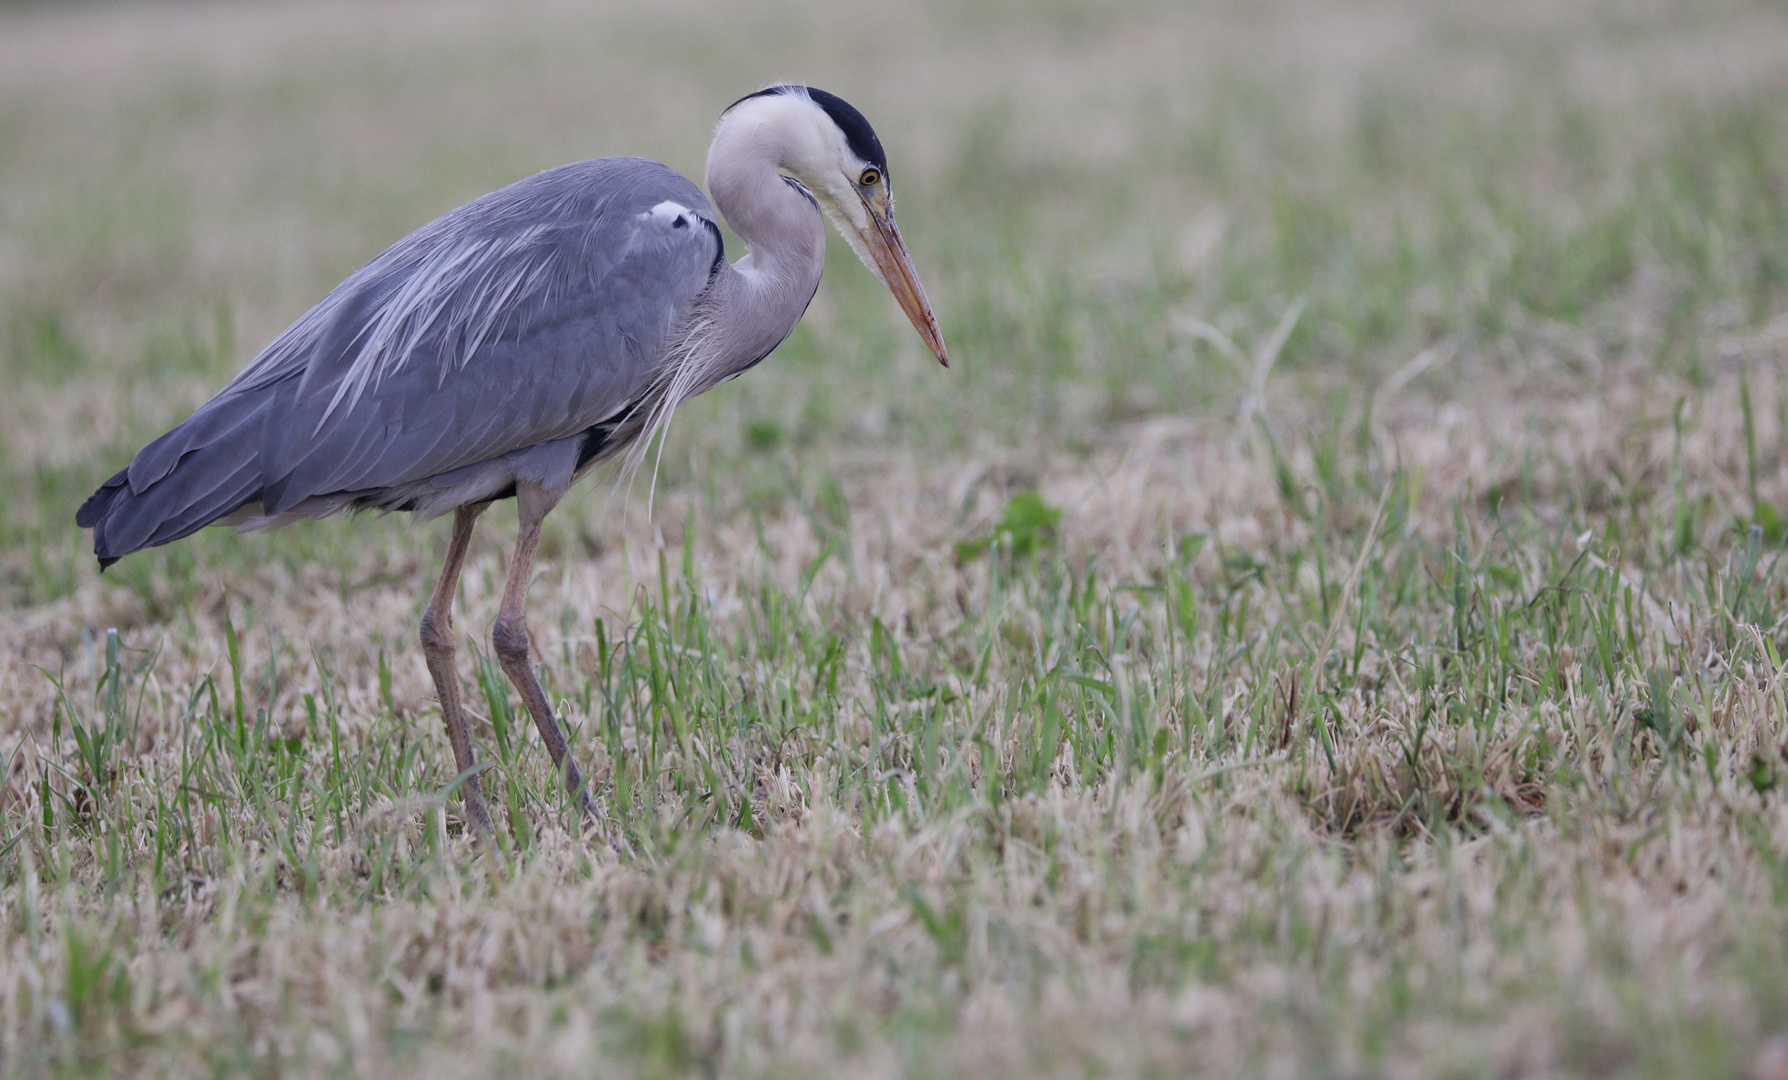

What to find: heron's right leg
left=419, top=502, right=494, bottom=838
left=490, top=483, right=612, bottom=844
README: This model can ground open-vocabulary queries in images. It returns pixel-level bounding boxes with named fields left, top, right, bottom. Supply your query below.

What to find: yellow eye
left=859, top=168, right=880, bottom=187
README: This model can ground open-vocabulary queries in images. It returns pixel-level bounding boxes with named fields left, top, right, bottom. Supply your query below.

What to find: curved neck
left=699, top=106, right=828, bottom=377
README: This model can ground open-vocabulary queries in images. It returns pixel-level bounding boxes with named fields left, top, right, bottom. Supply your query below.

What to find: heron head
left=716, top=85, right=949, bottom=367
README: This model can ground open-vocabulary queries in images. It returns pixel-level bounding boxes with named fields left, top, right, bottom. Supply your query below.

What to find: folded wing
left=79, top=156, right=723, bottom=563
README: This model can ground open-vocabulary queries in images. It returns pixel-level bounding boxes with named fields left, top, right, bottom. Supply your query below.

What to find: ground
left=4, top=0, right=1788, bottom=1076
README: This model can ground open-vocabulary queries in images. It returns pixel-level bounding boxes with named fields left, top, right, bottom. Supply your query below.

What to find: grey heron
left=76, top=85, right=948, bottom=843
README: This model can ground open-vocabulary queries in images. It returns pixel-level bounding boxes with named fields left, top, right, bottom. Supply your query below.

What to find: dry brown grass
left=5, top=0, right=1788, bottom=1076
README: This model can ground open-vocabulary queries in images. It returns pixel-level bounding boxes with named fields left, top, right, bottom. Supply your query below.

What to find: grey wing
left=81, top=157, right=722, bottom=559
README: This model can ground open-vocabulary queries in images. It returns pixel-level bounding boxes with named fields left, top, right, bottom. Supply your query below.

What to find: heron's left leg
left=490, top=482, right=611, bottom=842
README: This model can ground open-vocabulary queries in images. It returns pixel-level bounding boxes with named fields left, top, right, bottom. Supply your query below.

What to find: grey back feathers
left=79, top=158, right=732, bottom=564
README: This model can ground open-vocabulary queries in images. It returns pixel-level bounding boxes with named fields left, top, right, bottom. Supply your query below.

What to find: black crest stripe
left=724, top=84, right=793, bottom=113
left=803, top=88, right=888, bottom=175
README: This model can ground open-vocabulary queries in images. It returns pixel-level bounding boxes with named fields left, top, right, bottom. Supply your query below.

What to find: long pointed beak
left=859, top=206, right=949, bottom=367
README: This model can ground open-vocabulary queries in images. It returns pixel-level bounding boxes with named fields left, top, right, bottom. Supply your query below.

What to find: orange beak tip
left=864, top=209, right=949, bottom=371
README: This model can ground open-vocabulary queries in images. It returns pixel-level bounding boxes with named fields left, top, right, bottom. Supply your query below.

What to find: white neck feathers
left=654, top=92, right=834, bottom=404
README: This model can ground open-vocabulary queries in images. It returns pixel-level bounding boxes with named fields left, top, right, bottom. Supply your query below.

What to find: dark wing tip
left=78, top=468, right=132, bottom=569
left=76, top=468, right=129, bottom=529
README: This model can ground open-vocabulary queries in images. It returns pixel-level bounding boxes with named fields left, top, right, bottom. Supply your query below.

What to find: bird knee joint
left=419, top=609, right=452, bottom=652
left=491, top=619, right=529, bottom=664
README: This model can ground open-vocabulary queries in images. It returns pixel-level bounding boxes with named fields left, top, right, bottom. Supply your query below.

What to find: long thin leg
left=491, top=483, right=613, bottom=845
left=419, top=502, right=494, bottom=837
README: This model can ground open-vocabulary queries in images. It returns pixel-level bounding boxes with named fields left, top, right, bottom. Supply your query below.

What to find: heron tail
left=75, top=402, right=269, bottom=570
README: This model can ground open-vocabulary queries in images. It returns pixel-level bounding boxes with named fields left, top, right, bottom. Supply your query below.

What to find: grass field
left=5, top=0, right=1788, bottom=1075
